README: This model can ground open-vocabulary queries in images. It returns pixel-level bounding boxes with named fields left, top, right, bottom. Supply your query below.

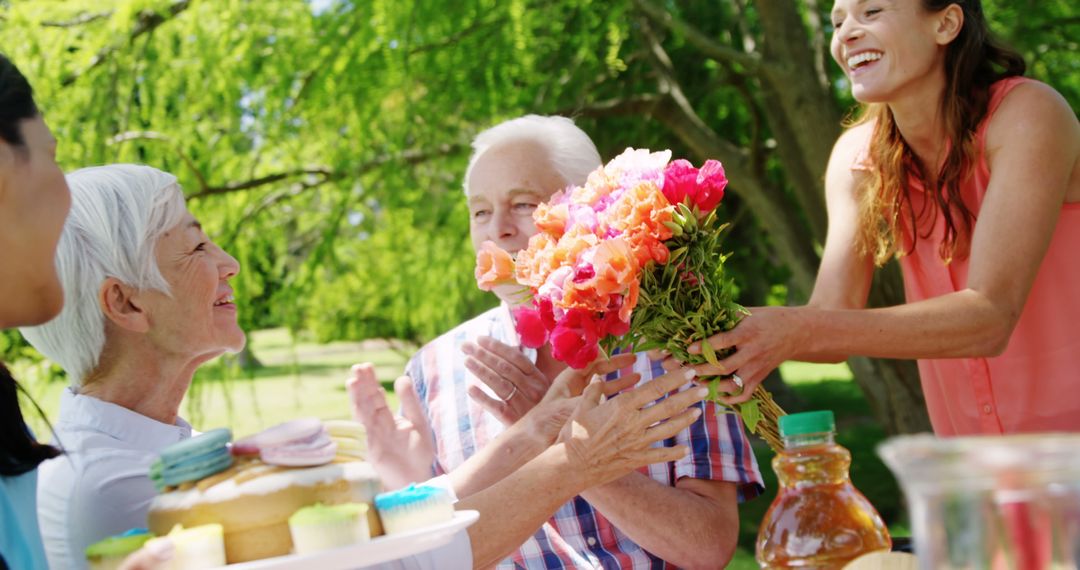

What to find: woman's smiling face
left=138, top=210, right=245, bottom=362
left=830, top=0, right=950, bottom=103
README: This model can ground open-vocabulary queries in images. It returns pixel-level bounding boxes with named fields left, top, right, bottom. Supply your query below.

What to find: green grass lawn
left=19, top=328, right=412, bottom=439
left=18, top=329, right=904, bottom=567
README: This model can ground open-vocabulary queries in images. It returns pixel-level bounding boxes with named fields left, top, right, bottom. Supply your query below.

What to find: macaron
left=324, top=419, right=366, bottom=460
left=246, top=418, right=338, bottom=467
left=151, top=428, right=233, bottom=491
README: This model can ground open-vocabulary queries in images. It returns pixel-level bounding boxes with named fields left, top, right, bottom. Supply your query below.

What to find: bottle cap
left=779, top=410, right=835, bottom=437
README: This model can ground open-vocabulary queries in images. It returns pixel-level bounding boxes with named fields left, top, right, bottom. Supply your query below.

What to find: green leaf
left=700, top=337, right=719, bottom=366
left=740, top=399, right=762, bottom=433
left=662, top=220, right=683, bottom=237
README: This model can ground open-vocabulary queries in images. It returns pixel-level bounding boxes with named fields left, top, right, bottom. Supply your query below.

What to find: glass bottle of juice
left=756, top=410, right=891, bottom=569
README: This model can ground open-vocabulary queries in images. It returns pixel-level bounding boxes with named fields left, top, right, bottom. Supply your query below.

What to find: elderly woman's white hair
left=20, top=164, right=187, bottom=387
left=463, top=115, right=602, bottom=191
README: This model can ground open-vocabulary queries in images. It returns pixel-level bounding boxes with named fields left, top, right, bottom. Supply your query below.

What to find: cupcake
left=374, top=484, right=454, bottom=535
left=85, top=529, right=153, bottom=570
left=288, top=502, right=371, bottom=554
left=165, top=524, right=226, bottom=569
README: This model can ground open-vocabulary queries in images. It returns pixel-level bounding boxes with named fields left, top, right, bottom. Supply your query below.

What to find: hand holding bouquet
left=475, top=148, right=785, bottom=450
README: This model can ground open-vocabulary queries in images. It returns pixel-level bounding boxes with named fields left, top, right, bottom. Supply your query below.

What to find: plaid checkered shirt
left=405, top=304, right=764, bottom=569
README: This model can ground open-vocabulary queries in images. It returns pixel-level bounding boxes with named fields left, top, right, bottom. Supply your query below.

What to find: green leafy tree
left=1, top=0, right=1074, bottom=433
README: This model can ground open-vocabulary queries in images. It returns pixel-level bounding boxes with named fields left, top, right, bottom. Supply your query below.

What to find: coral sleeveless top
left=863, top=77, right=1080, bottom=436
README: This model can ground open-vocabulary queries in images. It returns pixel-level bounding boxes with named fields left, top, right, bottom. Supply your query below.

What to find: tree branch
left=110, top=127, right=468, bottom=200
left=108, top=130, right=209, bottom=193
left=193, top=168, right=335, bottom=198
left=634, top=16, right=820, bottom=294
left=632, top=0, right=764, bottom=74
left=636, top=17, right=750, bottom=165
left=61, top=0, right=191, bottom=87
left=41, top=10, right=112, bottom=28
left=187, top=141, right=468, bottom=200
left=562, top=93, right=665, bottom=118
left=222, top=178, right=335, bottom=244
left=802, top=0, right=832, bottom=91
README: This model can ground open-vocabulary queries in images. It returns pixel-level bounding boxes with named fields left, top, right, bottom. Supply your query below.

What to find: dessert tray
left=218, top=510, right=480, bottom=569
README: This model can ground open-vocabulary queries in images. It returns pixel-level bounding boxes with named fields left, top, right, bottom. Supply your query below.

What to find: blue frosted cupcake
left=374, top=484, right=454, bottom=534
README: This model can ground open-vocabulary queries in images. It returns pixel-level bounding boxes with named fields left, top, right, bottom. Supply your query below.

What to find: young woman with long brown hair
left=679, top=0, right=1079, bottom=436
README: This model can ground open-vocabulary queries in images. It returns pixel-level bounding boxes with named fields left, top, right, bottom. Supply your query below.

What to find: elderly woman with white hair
left=21, top=164, right=243, bottom=569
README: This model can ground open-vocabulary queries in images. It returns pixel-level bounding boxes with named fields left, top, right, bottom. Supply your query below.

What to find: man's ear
left=935, top=3, right=964, bottom=46
left=99, top=277, right=150, bottom=333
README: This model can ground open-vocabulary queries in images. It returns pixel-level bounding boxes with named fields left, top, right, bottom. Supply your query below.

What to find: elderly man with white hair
left=21, top=164, right=244, bottom=569
left=350, top=115, right=764, bottom=568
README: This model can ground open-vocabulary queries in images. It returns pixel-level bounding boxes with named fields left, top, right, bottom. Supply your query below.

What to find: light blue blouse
left=1, top=468, right=49, bottom=569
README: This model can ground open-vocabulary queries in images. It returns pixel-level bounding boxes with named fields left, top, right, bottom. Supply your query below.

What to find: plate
left=218, top=510, right=479, bottom=570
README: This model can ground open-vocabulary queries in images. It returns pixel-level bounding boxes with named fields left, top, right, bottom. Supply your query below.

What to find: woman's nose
left=836, top=18, right=863, bottom=43
left=219, top=248, right=240, bottom=279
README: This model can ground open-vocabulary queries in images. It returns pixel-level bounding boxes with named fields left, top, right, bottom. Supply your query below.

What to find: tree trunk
left=754, top=0, right=843, bottom=243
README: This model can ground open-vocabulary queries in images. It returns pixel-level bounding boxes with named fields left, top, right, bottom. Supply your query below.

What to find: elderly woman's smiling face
left=140, top=210, right=244, bottom=361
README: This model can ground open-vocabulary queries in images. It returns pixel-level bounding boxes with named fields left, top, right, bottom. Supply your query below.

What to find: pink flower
left=513, top=305, right=550, bottom=349
left=661, top=159, right=728, bottom=213
left=599, top=297, right=630, bottom=337
left=537, top=297, right=557, bottom=330
left=661, top=159, right=695, bottom=206
left=550, top=309, right=600, bottom=369
left=694, top=160, right=727, bottom=212
left=572, top=263, right=596, bottom=284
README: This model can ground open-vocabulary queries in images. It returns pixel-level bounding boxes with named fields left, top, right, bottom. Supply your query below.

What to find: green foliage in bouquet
left=603, top=202, right=786, bottom=451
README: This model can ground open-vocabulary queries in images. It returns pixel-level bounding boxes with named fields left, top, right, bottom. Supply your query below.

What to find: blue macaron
left=151, top=428, right=233, bottom=491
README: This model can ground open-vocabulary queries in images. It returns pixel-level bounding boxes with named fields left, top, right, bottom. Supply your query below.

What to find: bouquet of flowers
left=475, top=148, right=785, bottom=451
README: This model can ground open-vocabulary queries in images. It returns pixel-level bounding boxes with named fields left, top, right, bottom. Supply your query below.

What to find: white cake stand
left=219, top=510, right=480, bottom=570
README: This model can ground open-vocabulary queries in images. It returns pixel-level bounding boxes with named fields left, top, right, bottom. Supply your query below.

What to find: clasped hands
left=348, top=336, right=708, bottom=491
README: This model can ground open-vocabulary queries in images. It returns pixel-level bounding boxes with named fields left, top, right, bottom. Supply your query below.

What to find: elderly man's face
left=141, top=210, right=245, bottom=361
left=466, top=141, right=569, bottom=255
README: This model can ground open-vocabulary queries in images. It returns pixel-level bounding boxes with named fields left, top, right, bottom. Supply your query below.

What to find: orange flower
left=561, top=239, right=639, bottom=313
left=601, top=181, right=675, bottom=265
left=590, top=238, right=639, bottom=297
left=620, top=280, right=640, bottom=323
left=562, top=281, right=609, bottom=312
left=533, top=201, right=569, bottom=237
left=552, top=227, right=598, bottom=269
left=515, top=233, right=558, bottom=288
left=475, top=241, right=516, bottom=291
left=575, top=177, right=617, bottom=207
